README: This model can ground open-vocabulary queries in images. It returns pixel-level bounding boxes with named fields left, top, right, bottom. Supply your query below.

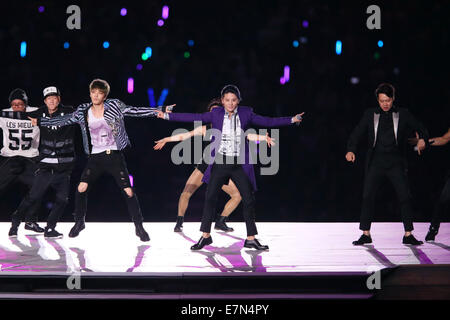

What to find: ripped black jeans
left=74, top=150, right=143, bottom=223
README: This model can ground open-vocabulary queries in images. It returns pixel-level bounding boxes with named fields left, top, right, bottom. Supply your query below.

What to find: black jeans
left=12, top=166, right=71, bottom=228
left=430, top=174, right=450, bottom=229
left=0, top=156, right=40, bottom=222
left=360, top=154, right=414, bottom=232
left=74, top=151, right=143, bottom=223
left=201, top=157, right=257, bottom=236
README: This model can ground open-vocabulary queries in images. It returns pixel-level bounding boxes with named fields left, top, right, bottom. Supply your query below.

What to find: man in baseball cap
left=10, top=85, right=76, bottom=238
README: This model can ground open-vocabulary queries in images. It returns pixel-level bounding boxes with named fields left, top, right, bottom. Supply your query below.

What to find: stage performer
left=6, top=86, right=76, bottom=238
left=30, top=79, right=174, bottom=242
left=0, top=88, right=44, bottom=235
left=413, top=128, right=450, bottom=241
left=158, top=84, right=304, bottom=250
left=154, top=98, right=275, bottom=233
left=346, top=83, right=429, bottom=246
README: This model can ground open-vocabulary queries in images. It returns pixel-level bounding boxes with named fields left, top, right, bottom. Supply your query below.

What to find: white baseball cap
left=43, top=86, right=61, bottom=99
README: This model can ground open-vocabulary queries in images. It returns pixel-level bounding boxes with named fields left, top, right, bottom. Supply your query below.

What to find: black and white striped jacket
left=38, top=99, right=163, bottom=155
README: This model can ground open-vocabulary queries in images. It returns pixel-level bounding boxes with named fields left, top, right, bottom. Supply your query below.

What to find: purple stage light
left=157, top=19, right=164, bottom=27
left=162, top=6, right=169, bottom=19
left=38, top=6, right=45, bottom=13
left=127, top=78, right=134, bottom=94
left=120, top=8, right=127, bottom=16
left=302, top=20, right=309, bottom=28
left=129, top=175, right=134, bottom=187
left=136, top=64, right=143, bottom=71
left=284, top=66, right=290, bottom=82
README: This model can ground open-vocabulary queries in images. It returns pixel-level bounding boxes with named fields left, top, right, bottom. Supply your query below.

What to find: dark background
left=0, top=0, right=448, bottom=224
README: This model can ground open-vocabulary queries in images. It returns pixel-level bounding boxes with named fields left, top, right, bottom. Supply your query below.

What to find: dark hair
left=220, top=84, right=242, bottom=101
left=89, top=79, right=110, bottom=97
left=375, top=83, right=395, bottom=99
left=206, top=98, right=222, bottom=112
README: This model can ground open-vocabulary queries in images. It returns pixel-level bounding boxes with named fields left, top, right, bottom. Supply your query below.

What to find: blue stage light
left=20, top=41, right=27, bottom=57
left=335, top=40, right=342, bottom=55
left=103, top=41, right=110, bottom=49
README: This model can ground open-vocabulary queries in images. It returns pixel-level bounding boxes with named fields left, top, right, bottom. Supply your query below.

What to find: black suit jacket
left=347, top=106, right=429, bottom=172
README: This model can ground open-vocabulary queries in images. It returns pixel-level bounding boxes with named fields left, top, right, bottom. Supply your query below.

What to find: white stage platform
left=0, top=222, right=449, bottom=274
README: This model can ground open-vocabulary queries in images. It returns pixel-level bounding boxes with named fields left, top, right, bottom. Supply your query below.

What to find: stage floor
left=0, top=222, right=449, bottom=274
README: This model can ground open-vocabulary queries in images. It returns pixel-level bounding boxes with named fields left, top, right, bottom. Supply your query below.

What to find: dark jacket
left=347, top=106, right=429, bottom=172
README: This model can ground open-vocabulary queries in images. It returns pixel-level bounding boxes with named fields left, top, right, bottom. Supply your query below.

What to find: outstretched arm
left=117, top=97, right=175, bottom=117
left=430, top=128, right=450, bottom=146
left=157, top=110, right=213, bottom=124
left=250, top=109, right=304, bottom=127
left=30, top=105, right=85, bottom=127
left=154, top=125, right=205, bottom=150
left=247, top=132, right=276, bottom=147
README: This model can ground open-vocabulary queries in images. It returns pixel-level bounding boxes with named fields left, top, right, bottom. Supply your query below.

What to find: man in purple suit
left=158, top=85, right=304, bottom=250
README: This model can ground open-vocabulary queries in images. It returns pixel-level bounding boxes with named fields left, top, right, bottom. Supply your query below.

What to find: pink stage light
left=162, top=6, right=169, bottom=19
left=284, top=66, right=290, bottom=82
left=129, top=175, right=134, bottom=187
left=157, top=19, right=164, bottom=27
left=127, top=78, right=134, bottom=94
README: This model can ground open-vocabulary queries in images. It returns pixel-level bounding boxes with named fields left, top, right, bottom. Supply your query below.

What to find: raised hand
left=164, top=104, right=176, bottom=113
left=292, top=112, right=305, bottom=123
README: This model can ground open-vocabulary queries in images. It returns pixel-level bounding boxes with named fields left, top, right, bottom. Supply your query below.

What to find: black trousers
left=74, top=151, right=144, bottom=223
left=201, top=158, right=257, bottom=236
left=430, top=174, right=450, bottom=229
left=12, top=166, right=71, bottom=228
left=0, top=156, right=40, bottom=222
left=360, top=154, right=414, bottom=232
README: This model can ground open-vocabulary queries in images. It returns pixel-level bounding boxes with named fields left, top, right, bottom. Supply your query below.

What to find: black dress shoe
left=8, top=226, right=18, bottom=237
left=174, top=216, right=184, bottom=232
left=69, top=221, right=85, bottom=238
left=352, top=234, right=372, bottom=245
left=25, top=222, right=45, bottom=233
left=214, top=216, right=234, bottom=232
left=44, top=227, right=63, bottom=239
left=191, top=236, right=212, bottom=250
left=425, top=226, right=439, bottom=242
left=135, top=223, right=150, bottom=242
left=244, top=239, right=269, bottom=250
left=403, top=234, right=423, bottom=246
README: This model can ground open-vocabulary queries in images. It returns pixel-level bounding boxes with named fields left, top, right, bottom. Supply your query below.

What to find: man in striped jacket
left=30, top=79, right=173, bottom=241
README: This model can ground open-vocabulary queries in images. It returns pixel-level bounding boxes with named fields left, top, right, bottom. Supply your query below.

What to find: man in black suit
left=346, top=83, right=428, bottom=246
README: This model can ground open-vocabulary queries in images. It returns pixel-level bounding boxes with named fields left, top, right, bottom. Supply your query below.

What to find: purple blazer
left=168, top=106, right=293, bottom=191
